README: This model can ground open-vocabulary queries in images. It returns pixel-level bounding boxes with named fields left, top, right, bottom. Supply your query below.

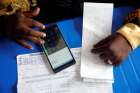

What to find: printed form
left=81, top=3, right=114, bottom=83
left=17, top=48, right=112, bottom=93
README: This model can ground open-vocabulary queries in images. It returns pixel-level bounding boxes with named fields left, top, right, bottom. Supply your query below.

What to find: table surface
left=0, top=7, right=140, bottom=93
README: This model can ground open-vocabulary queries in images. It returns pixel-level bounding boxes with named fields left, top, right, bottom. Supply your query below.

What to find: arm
left=92, top=8, right=140, bottom=66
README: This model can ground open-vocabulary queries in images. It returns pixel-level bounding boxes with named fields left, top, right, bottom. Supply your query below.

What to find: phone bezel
left=41, top=23, right=76, bottom=73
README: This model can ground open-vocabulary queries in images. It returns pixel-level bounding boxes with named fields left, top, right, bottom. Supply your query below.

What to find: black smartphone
left=41, top=23, right=76, bottom=73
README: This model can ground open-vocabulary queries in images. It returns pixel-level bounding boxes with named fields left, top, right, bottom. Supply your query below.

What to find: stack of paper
left=80, top=3, right=114, bottom=83
left=17, top=48, right=113, bottom=93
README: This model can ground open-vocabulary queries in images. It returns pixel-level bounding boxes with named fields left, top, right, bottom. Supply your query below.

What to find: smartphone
left=41, top=23, right=76, bottom=73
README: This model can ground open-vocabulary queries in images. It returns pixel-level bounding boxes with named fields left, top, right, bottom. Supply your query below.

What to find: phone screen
left=41, top=24, right=75, bottom=73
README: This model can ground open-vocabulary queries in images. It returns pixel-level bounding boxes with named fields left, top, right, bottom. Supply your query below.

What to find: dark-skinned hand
left=91, top=33, right=132, bottom=66
left=2, top=7, right=46, bottom=49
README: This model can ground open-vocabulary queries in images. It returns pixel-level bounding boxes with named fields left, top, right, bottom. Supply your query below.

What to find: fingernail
left=42, top=33, right=46, bottom=37
left=30, top=47, right=34, bottom=50
left=107, top=60, right=113, bottom=65
left=40, top=40, right=45, bottom=44
left=42, top=25, right=45, bottom=29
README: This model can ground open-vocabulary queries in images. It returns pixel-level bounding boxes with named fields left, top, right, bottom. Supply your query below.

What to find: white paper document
left=17, top=48, right=112, bottom=93
left=81, top=3, right=114, bottom=82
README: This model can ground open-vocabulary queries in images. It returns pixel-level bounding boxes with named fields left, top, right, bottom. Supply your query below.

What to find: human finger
left=22, top=26, right=46, bottom=37
left=30, top=19, right=45, bottom=29
left=94, top=36, right=111, bottom=48
left=16, top=39, right=33, bottom=49
left=23, top=36, right=45, bottom=45
left=24, top=7, right=40, bottom=17
left=91, top=46, right=107, bottom=54
left=100, top=50, right=116, bottom=65
left=99, top=53, right=108, bottom=60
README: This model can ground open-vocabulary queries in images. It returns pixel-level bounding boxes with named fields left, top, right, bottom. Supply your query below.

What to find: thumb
left=24, top=7, right=40, bottom=17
